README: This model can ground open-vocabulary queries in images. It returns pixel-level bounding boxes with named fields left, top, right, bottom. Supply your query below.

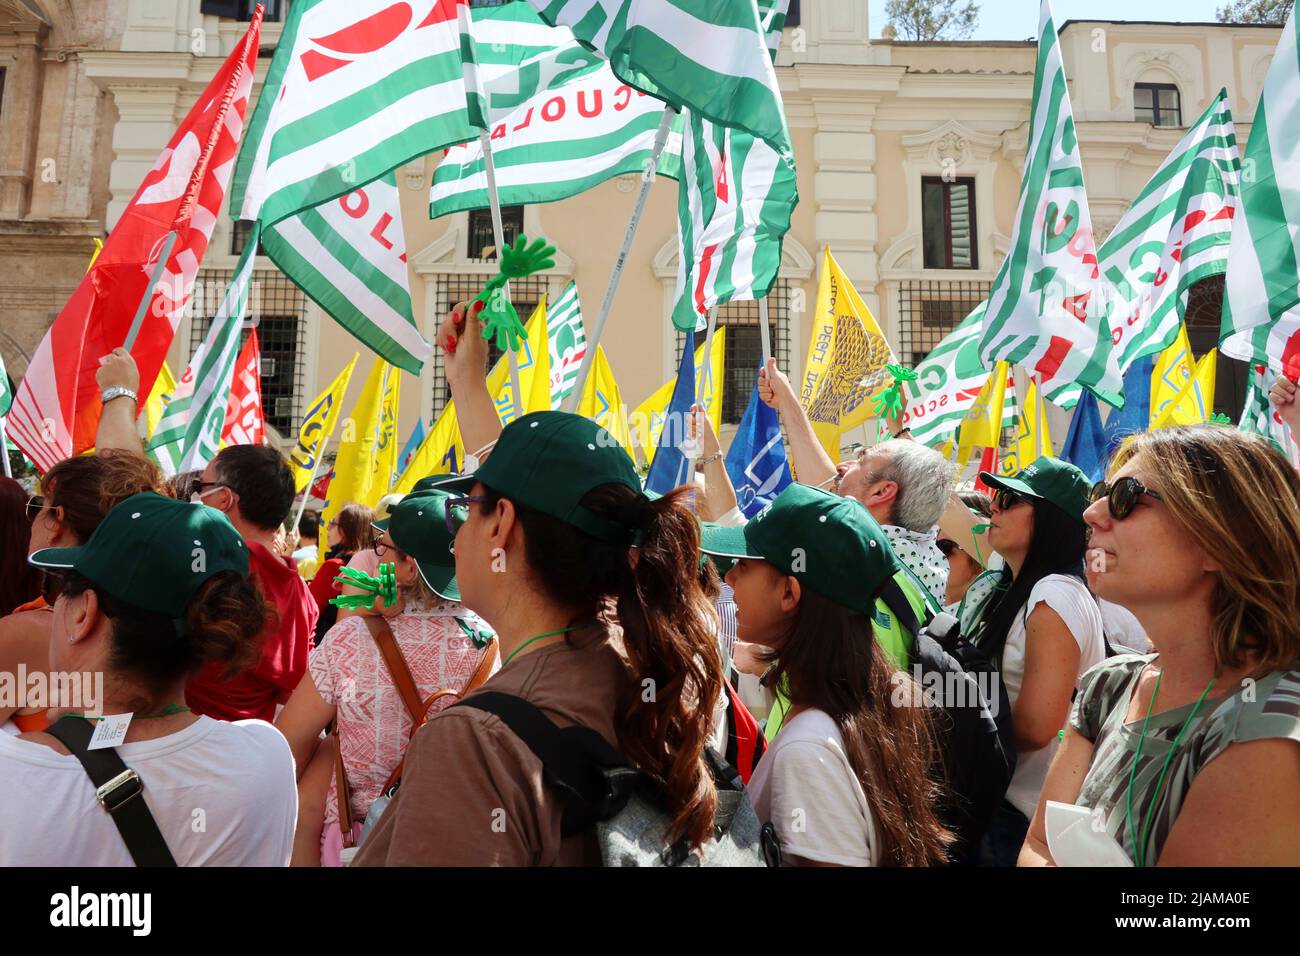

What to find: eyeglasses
left=373, top=539, right=404, bottom=560
left=992, top=489, right=1029, bottom=513
left=25, top=495, right=44, bottom=521
left=444, top=495, right=489, bottom=536
left=1090, top=477, right=1163, bottom=520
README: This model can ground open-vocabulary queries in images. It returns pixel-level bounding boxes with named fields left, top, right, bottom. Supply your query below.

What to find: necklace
left=77, top=704, right=191, bottom=721
left=1126, top=669, right=1214, bottom=867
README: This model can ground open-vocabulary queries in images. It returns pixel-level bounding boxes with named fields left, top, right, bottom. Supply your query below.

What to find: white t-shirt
left=0, top=716, right=297, bottom=866
left=746, top=708, right=879, bottom=866
left=1000, top=574, right=1106, bottom=818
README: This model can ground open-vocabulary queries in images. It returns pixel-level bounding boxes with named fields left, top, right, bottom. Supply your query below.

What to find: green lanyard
left=1126, top=670, right=1214, bottom=867
left=501, top=626, right=582, bottom=668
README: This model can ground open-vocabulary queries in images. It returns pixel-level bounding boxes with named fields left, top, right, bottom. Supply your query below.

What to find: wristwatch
left=100, top=386, right=138, bottom=407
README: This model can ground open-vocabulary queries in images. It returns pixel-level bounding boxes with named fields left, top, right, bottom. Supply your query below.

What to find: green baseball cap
left=699, top=484, right=900, bottom=616
left=980, top=455, right=1091, bottom=523
left=382, top=490, right=459, bottom=602
left=29, top=492, right=249, bottom=619
left=432, top=411, right=644, bottom=545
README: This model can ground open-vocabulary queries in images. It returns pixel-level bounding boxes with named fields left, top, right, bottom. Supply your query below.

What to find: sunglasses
left=1090, top=477, right=1163, bottom=520
left=25, top=495, right=44, bottom=521
left=936, top=538, right=961, bottom=559
left=992, top=489, right=1030, bottom=512
left=444, top=495, right=489, bottom=536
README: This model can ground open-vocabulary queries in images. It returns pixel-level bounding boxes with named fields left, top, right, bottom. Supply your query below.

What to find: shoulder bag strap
left=362, top=615, right=424, bottom=724
left=333, top=729, right=356, bottom=846
left=45, top=716, right=178, bottom=867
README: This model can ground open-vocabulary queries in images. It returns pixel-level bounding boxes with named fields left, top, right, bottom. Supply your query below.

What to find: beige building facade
left=0, top=1, right=1283, bottom=463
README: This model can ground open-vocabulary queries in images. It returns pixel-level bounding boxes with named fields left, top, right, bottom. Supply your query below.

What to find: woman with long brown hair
left=354, top=302, right=726, bottom=865
left=0, top=477, right=42, bottom=617
left=704, top=484, right=953, bottom=866
left=0, top=451, right=166, bottom=731
left=1022, top=425, right=1300, bottom=866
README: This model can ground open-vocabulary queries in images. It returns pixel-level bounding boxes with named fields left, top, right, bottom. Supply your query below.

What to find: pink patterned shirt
left=310, top=606, right=497, bottom=832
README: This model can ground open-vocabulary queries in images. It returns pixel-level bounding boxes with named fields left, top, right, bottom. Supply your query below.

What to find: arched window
left=1134, top=82, right=1182, bottom=128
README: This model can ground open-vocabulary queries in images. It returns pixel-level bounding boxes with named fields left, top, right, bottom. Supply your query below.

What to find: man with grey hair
left=758, top=359, right=956, bottom=605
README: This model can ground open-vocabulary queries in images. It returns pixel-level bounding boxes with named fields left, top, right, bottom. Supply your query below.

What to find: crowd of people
left=0, top=311, right=1297, bottom=868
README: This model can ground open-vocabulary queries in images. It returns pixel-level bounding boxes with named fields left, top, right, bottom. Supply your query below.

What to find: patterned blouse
left=310, top=605, right=497, bottom=832
left=881, top=524, right=948, bottom=608
left=1070, top=654, right=1300, bottom=866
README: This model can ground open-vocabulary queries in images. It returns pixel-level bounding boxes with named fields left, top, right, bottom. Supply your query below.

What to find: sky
left=867, top=0, right=1235, bottom=41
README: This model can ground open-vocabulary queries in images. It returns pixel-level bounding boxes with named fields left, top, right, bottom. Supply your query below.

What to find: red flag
left=223, top=329, right=265, bottom=446
left=974, top=447, right=1000, bottom=496
left=8, top=8, right=263, bottom=472
left=309, top=472, right=332, bottom=502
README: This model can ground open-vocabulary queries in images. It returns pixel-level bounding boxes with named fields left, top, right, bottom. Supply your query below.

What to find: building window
left=190, top=268, right=307, bottom=434
left=786, top=0, right=801, bottom=27
left=200, top=0, right=286, bottom=20
left=897, top=279, right=991, bottom=368
left=1134, top=83, right=1182, bottom=128
left=467, top=205, right=524, bottom=259
left=922, top=177, right=978, bottom=270
left=677, top=284, right=792, bottom=427
left=230, top=220, right=255, bottom=256
left=429, top=272, right=550, bottom=419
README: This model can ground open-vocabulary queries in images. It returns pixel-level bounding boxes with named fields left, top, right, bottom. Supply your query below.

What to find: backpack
left=877, top=578, right=1016, bottom=866
left=455, top=691, right=769, bottom=867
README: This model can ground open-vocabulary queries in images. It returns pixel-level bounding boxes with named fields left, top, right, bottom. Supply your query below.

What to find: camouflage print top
left=1071, top=654, right=1300, bottom=866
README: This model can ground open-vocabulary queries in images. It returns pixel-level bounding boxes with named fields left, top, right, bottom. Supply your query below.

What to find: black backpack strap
left=44, top=716, right=177, bottom=867
left=455, top=691, right=642, bottom=836
left=877, top=577, right=930, bottom=646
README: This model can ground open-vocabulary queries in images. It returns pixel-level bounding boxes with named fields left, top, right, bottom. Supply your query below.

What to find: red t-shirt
left=186, top=541, right=319, bottom=722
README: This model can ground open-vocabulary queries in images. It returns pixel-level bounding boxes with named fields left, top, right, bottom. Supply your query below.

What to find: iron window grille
left=189, top=268, right=307, bottom=434
left=896, top=279, right=990, bottom=370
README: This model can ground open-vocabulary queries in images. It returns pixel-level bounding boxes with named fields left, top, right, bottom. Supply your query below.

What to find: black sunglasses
left=444, top=495, right=489, bottom=536
left=992, top=488, right=1029, bottom=512
left=936, top=538, right=961, bottom=559
left=1090, top=477, right=1163, bottom=520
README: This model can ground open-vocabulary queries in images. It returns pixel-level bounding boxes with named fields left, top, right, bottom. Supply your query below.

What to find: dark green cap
left=383, top=490, right=459, bottom=602
left=699, top=484, right=899, bottom=616
left=433, top=411, right=644, bottom=545
left=29, top=492, right=249, bottom=618
left=980, top=455, right=1090, bottom=523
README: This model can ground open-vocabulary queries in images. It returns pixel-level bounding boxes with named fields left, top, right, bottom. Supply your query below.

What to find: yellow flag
left=631, top=328, right=726, bottom=463
left=578, top=345, right=631, bottom=450
left=491, top=298, right=552, bottom=424
left=392, top=399, right=464, bottom=494
left=1149, top=326, right=1196, bottom=426
left=324, top=359, right=401, bottom=524
left=800, top=247, right=897, bottom=461
left=142, top=361, right=176, bottom=442
left=1000, top=376, right=1052, bottom=475
left=86, top=238, right=103, bottom=273
left=1154, top=349, right=1216, bottom=429
left=288, top=353, right=359, bottom=493
left=956, top=362, right=1009, bottom=461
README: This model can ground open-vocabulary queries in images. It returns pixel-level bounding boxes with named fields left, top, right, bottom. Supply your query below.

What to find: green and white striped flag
left=230, top=0, right=480, bottom=374
left=547, top=280, right=587, bottom=407
left=975, top=0, right=1123, bottom=407
left=1240, top=365, right=1300, bottom=467
left=1052, top=91, right=1241, bottom=407
left=901, top=305, right=987, bottom=447
left=0, top=345, right=10, bottom=417
left=671, top=0, right=796, bottom=331
left=1222, top=1, right=1300, bottom=379
left=148, top=232, right=260, bottom=476
left=260, top=172, right=424, bottom=373
left=527, top=0, right=790, bottom=159
left=431, top=3, right=681, bottom=216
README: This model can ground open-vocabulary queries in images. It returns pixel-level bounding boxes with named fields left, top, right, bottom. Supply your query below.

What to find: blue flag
left=397, top=419, right=427, bottom=477
left=725, top=374, right=792, bottom=518
left=1061, top=388, right=1107, bottom=483
left=645, top=344, right=697, bottom=496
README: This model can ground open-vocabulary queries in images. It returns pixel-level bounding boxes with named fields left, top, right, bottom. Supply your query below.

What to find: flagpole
left=476, top=131, right=524, bottom=414
left=292, top=435, right=330, bottom=535
left=685, top=307, right=718, bottom=511
left=758, top=296, right=772, bottom=364
left=123, top=230, right=178, bottom=352
left=562, top=105, right=677, bottom=414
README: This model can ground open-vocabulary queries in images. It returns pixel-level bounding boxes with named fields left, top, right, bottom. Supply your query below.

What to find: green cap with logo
left=699, top=483, right=899, bottom=616
left=979, top=455, right=1091, bottom=523
left=28, top=492, right=250, bottom=619
left=432, top=411, right=645, bottom=546
left=374, top=489, right=459, bottom=602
